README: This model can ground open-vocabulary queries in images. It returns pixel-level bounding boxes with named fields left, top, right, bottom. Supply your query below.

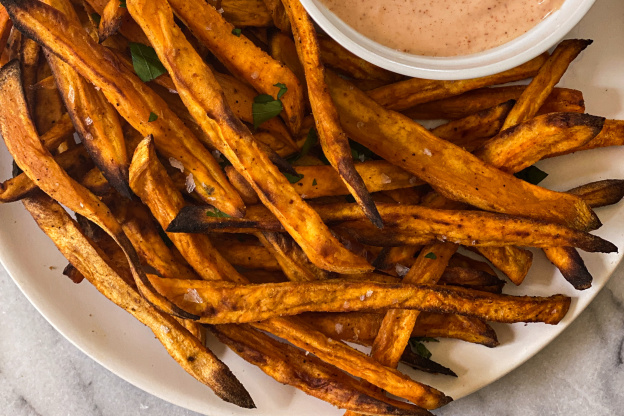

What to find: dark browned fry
left=62, top=263, right=85, bottom=284
left=549, top=119, right=624, bottom=156
left=97, top=0, right=128, bottom=42
left=567, top=179, right=624, bottom=208
left=18, top=36, right=39, bottom=112
left=543, top=246, right=592, bottom=290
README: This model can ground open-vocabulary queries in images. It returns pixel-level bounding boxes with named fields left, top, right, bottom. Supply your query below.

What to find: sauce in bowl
left=318, top=0, right=565, bottom=57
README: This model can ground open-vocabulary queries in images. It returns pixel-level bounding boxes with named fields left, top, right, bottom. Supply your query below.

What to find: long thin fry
left=97, top=0, right=128, bottom=42
left=281, top=0, right=383, bottom=228
left=3, top=0, right=245, bottom=215
left=127, top=0, right=371, bottom=273
left=0, top=5, right=11, bottom=58
left=22, top=192, right=255, bottom=408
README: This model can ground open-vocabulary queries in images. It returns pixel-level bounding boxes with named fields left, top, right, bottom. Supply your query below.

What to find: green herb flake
left=274, top=82, right=288, bottom=99
left=148, top=112, right=158, bottom=122
left=408, top=338, right=434, bottom=360
left=232, top=28, right=242, bottom=37
left=288, top=127, right=318, bottom=163
left=90, top=13, right=101, bottom=25
left=129, top=42, right=167, bottom=83
left=312, top=179, right=317, bottom=186
left=206, top=208, right=231, bottom=218
left=424, top=252, right=437, bottom=259
left=252, top=94, right=284, bottom=129
left=119, top=0, right=127, bottom=7
left=514, top=165, right=548, bottom=185
left=284, top=172, right=304, bottom=184
left=350, top=141, right=374, bottom=162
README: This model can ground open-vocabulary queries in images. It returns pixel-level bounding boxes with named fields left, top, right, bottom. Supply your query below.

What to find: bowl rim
left=300, top=0, right=596, bottom=80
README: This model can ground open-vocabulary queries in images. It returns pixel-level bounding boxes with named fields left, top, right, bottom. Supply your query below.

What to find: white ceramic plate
left=1, top=0, right=624, bottom=414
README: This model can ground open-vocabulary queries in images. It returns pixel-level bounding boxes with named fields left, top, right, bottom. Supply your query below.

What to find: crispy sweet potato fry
left=502, top=40, right=591, bottom=130
left=326, top=71, right=600, bottom=231
left=0, top=5, right=11, bottom=58
left=169, top=202, right=616, bottom=253
left=127, top=0, right=371, bottom=274
left=567, top=179, right=624, bottom=208
left=270, top=31, right=305, bottom=84
left=215, top=236, right=282, bottom=271
left=4, top=0, right=244, bottom=215
left=97, top=0, right=128, bottom=42
left=212, top=324, right=432, bottom=416
left=22, top=192, right=255, bottom=408
left=167, top=0, right=305, bottom=134
left=33, top=59, right=65, bottom=134
left=262, top=0, right=289, bottom=31
left=549, top=119, right=624, bottom=156
left=281, top=0, right=382, bottom=228
left=543, top=246, right=592, bottom=290
left=149, top=276, right=571, bottom=325
left=207, top=0, right=273, bottom=27
left=474, top=112, right=605, bottom=173
left=0, top=60, right=192, bottom=319
left=367, top=53, right=548, bottom=111
left=403, top=86, right=584, bottom=120
left=18, top=36, right=39, bottom=111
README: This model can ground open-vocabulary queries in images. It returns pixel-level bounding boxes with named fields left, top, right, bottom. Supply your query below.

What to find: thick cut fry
left=97, top=0, right=128, bottom=42
left=3, top=0, right=244, bottom=215
left=325, top=71, right=600, bottom=231
left=474, top=112, right=605, bottom=173
left=167, top=0, right=305, bottom=134
left=262, top=0, right=289, bottom=31
left=212, top=324, right=432, bottom=416
left=0, top=5, right=11, bottom=58
left=281, top=0, right=382, bottom=228
left=127, top=0, right=371, bottom=274
left=150, top=277, right=572, bottom=325
left=367, top=53, right=548, bottom=111
left=0, top=60, right=192, bottom=319
left=403, top=86, right=584, bottom=120
left=317, top=35, right=402, bottom=83
left=226, top=161, right=422, bottom=201
left=22, top=193, right=255, bottom=408
left=502, top=40, right=591, bottom=130
left=207, top=0, right=273, bottom=27
left=168, top=203, right=616, bottom=253
left=567, top=179, right=624, bottom=208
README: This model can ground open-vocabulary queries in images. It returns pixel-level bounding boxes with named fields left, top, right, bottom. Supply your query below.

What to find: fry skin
left=22, top=192, right=255, bottom=408
left=281, top=0, right=383, bottom=228
left=326, top=71, right=600, bottom=231
left=127, top=0, right=371, bottom=273
left=4, top=0, right=244, bottom=215
left=367, top=52, right=548, bottom=111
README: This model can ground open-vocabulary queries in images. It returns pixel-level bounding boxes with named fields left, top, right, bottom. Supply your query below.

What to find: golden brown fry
left=317, top=34, right=402, bottom=82
left=474, top=112, right=605, bottom=173
left=439, top=267, right=505, bottom=294
left=80, top=167, right=110, bottom=195
left=33, top=60, right=65, bottom=134
left=262, top=0, right=289, bottom=31
left=167, top=0, right=305, bottom=134
left=226, top=160, right=422, bottom=201
left=0, top=5, right=11, bottom=58
left=169, top=202, right=616, bottom=253
left=567, top=179, right=624, bottom=208
left=270, top=31, right=306, bottom=85
left=549, top=119, right=624, bottom=156
left=502, top=40, right=591, bottom=130
left=474, top=246, right=533, bottom=285
left=97, top=0, right=128, bottom=42
left=543, top=246, right=592, bottom=290
left=367, top=53, right=548, bottom=111
left=83, top=0, right=150, bottom=44
left=18, top=36, right=39, bottom=112
left=207, top=0, right=273, bottom=27
left=22, top=192, right=255, bottom=408
left=0, top=59, right=191, bottom=319
left=281, top=0, right=382, bottom=228
left=127, top=0, right=371, bottom=273
left=212, top=324, right=432, bottom=416
left=326, top=71, right=600, bottom=231
left=215, top=237, right=282, bottom=271
left=403, top=86, right=584, bottom=120
left=5, top=0, right=244, bottom=215
left=149, top=276, right=571, bottom=325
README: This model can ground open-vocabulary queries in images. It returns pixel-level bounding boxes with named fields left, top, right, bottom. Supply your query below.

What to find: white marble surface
left=1, top=261, right=623, bottom=416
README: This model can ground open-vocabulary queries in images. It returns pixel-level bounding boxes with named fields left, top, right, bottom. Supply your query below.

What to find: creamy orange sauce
left=319, top=0, right=565, bottom=56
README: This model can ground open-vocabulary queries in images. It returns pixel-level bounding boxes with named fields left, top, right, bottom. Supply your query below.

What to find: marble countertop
left=1, top=261, right=623, bottom=416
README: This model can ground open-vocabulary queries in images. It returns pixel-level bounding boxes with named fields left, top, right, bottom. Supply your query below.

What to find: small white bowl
left=300, top=0, right=596, bottom=80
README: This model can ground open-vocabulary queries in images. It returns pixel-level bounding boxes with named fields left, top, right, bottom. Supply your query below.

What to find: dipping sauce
left=319, top=0, right=565, bottom=56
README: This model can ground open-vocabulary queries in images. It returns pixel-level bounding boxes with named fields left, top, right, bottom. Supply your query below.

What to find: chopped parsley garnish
left=424, top=252, right=437, bottom=260
left=514, top=165, right=548, bottom=185
left=288, top=127, right=318, bottom=163
left=206, top=208, right=231, bottom=218
left=408, top=337, right=438, bottom=360
left=148, top=112, right=158, bottom=122
left=274, top=82, right=288, bottom=99
left=284, top=172, right=304, bottom=184
left=129, top=42, right=167, bottom=82
left=312, top=179, right=317, bottom=186
left=252, top=84, right=288, bottom=128
left=119, top=0, right=126, bottom=7
left=350, top=141, right=374, bottom=162
left=232, top=28, right=242, bottom=37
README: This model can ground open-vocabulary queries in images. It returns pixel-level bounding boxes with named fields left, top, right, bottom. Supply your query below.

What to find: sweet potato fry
left=3, top=0, right=244, bottom=215
left=543, top=246, right=592, bottom=290
left=439, top=267, right=506, bottom=294
left=325, top=71, right=600, bottom=231
left=18, top=36, right=39, bottom=111
left=212, top=324, right=432, bottom=416
left=22, top=192, right=255, bottom=408
left=167, top=0, right=305, bottom=134
left=262, top=0, right=289, bottom=31
left=83, top=0, right=149, bottom=44
left=270, top=31, right=305, bottom=84
left=567, top=179, right=624, bottom=208
left=215, top=236, right=282, bottom=271
left=169, top=202, right=616, bottom=253
left=502, top=39, right=591, bottom=130
left=127, top=0, right=371, bottom=273
left=281, top=0, right=382, bottom=228
left=207, top=0, right=273, bottom=27
left=0, top=5, right=11, bottom=58
left=549, top=119, right=624, bottom=156
left=149, top=277, right=571, bottom=325
left=97, top=0, right=128, bottom=42
left=367, top=53, right=548, bottom=111
left=474, top=112, right=605, bottom=173
left=33, top=60, right=66, bottom=134
left=0, top=60, right=192, bottom=319
left=403, top=86, right=584, bottom=120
